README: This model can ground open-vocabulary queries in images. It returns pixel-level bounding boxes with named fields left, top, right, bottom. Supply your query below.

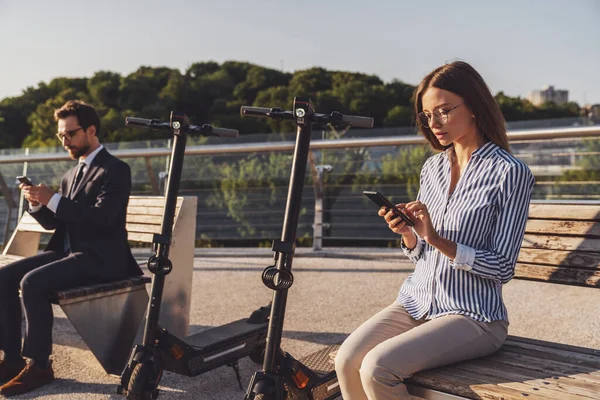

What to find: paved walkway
left=3, top=248, right=599, bottom=399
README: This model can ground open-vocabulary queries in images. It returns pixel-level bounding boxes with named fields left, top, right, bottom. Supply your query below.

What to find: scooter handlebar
left=125, top=117, right=156, bottom=127
left=210, top=127, right=239, bottom=138
left=240, top=106, right=272, bottom=118
left=341, top=115, right=374, bottom=128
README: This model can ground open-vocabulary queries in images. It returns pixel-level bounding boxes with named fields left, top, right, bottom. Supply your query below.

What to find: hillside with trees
left=0, top=61, right=581, bottom=149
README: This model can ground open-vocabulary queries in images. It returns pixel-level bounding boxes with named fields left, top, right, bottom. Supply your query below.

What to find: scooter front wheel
left=249, top=345, right=266, bottom=364
left=126, top=362, right=163, bottom=400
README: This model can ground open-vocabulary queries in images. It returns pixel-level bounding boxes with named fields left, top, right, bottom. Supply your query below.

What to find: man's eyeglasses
left=418, top=104, right=462, bottom=128
left=55, top=127, right=84, bottom=142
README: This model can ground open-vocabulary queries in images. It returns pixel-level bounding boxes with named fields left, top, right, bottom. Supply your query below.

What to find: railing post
left=17, top=148, right=29, bottom=218
left=312, top=164, right=332, bottom=251
left=144, top=156, right=160, bottom=195
left=0, top=172, right=17, bottom=246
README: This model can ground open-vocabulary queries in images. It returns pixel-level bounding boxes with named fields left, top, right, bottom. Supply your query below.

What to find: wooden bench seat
left=51, top=276, right=152, bottom=303
left=0, top=195, right=197, bottom=375
left=404, top=200, right=600, bottom=400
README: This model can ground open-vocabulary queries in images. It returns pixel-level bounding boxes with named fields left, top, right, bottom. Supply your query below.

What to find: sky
left=0, top=0, right=598, bottom=105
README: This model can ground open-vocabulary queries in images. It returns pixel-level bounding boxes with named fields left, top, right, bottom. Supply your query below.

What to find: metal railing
left=1, top=125, right=598, bottom=164
left=0, top=125, right=598, bottom=248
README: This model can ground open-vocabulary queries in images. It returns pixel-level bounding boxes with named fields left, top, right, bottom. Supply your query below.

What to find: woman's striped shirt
left=398, top=141, right=535, bottom=322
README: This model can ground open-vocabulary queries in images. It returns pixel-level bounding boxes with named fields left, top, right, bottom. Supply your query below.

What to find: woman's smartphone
left=363, top=190, right=415, bottom=227
left=17, top=176, right=33, bottom=186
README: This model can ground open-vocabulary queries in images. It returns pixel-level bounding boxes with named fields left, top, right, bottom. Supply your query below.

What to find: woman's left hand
left=404, top=200, right=439, bottom=245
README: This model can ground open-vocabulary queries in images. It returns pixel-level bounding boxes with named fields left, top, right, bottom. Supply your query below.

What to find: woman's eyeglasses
left=418, top=104, right=462, bottom=128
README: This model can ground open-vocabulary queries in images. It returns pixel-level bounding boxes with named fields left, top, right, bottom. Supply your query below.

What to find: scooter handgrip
left=341, top=115, right=374, bottom=128
left=240, top=106, right=272, bottom=118
left=211, top=127, right=239, bottom=138
left=125, top=117, right=154, bottom=127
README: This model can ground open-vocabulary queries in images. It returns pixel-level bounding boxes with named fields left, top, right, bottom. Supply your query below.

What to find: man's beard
left=68, top=145, right=89, bottom=159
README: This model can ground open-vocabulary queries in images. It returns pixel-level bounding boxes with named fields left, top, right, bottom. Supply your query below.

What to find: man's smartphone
left=17, top=176, right=33, bottom=186
left=363, top=190, right=415, bottom=227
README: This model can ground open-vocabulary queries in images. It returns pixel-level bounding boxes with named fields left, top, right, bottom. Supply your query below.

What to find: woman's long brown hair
left=414, top=61, right=510, bottom=153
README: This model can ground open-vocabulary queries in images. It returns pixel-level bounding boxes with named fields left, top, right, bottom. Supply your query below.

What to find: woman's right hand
left=378, top=205, right=413, bottom=236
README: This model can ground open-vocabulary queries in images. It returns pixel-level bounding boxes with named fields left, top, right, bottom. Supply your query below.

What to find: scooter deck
left=286, top=343, right=342, bottom=400
left=162, top=317, right=268, bottom=376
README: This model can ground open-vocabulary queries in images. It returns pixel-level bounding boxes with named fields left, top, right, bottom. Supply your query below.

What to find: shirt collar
left=79, top=145, right=104, bottom=166
left=443, top=141, right=499, bottom=161
left=471, top=141, right=499, bottom=159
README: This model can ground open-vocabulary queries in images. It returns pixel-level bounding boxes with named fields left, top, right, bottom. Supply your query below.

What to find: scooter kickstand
left=228, top=360, right=243, bottom=390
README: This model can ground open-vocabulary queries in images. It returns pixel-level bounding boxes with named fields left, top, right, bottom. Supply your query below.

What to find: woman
left=335, top=61, right=535, bottom=400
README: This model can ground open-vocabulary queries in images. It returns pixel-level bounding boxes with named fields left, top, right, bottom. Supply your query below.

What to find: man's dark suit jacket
left=30, top=148, right=143, bottom=280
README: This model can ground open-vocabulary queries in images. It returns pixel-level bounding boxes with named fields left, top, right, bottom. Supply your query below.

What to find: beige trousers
left=334, top=302, right=508, bottom=400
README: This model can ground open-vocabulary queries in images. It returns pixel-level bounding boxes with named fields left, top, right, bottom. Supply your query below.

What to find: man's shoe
left=0, top=358, right=26, bottom=384
left=0, top=360, right=54, bottom=397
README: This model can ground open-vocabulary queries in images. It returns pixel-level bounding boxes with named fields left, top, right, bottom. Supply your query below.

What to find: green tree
left=354, top=145, right=432, bottom=200
left=233, top=65, right=291, bottom=104
left=253, top=86, right=294, bottom=133
left=495, top=92, right=536, bottom=121
left=384, top=105, right=413, bottom=127
left=88, top=71, right=121, bottom=108
left=208, top=152, right=293, bottom=237
left=24, top=88, right=92, bottom=148
left=0, top=61, right=586, bottom=149
left=288, top=67, right=333, bottom=100
left=557, top=139, right=600, bottom=198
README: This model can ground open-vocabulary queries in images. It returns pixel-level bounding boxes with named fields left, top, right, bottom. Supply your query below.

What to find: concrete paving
left=2, top=248, right=599, bottom=399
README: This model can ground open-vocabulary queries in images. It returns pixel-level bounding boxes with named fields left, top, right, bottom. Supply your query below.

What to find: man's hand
left=21, top=184, right=55, bottom=207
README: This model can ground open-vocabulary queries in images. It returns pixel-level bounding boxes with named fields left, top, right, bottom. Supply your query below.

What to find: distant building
left=590, top=104, right=600, bottom=124
left=528, top=85, right=569, bottom=106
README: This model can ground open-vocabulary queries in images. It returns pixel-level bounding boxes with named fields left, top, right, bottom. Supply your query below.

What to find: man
left=0, top=100, right=142, bottom=397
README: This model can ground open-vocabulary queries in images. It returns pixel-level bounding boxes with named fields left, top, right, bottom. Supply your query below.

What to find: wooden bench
left=0, top=195, right=197, bottom=375
left=404, top=200, right=600, bottom=399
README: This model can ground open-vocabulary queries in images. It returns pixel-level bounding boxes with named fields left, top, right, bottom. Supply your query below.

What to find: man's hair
left=54, top=100, right=101, bottom=138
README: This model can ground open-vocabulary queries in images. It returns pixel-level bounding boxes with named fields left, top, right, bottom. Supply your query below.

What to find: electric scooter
left=240, top=99, right=374, bottom=400
left=117, top=112, right=270, bottom=400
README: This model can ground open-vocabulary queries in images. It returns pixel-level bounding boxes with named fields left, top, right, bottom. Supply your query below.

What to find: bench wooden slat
left=515, top=263, right=600, bottom=287
left=525, top=219, right=600, bottom=237
left=410, top=343, right=600, bottom=400
left=0, top=255, right=23, bottom=267
left=409, top=368, right=556, bottom=400
left=19, top=213, right=39, bottom=224
left=128, top=197, right=181, bottom=207
left=528, top=204, right=600, bottom=221
left=503, top=339, right=600, bottom=368
left=506, top=336, right=600, bottom=358
left=126, top=206, right=166, bottom=216
left=52, top=276, right=152, bottom=301
left=125, top=223, right=162, bottom=234
left=480, top=350, right=600, bottom=384
left=17, top=214, right=53, bottom=233
left=440, top=366, right=589, bottom=400
left=15, top=223, right=52, bottom=234
left=127, top=232, right=155, bottom=243
left=517, top=248, right=600, bottom=269
left=126, top=214, right=163, bottom=225
left=456, top=359, right=600, bottom=399
left=407, top=370, right=522, bottom=400
left=522, top=234, right=600, bottom=252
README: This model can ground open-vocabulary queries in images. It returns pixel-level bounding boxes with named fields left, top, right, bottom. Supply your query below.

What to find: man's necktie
left=70, top=162, right=86, bottom=196
left=65, top=161, right=86, bottom=252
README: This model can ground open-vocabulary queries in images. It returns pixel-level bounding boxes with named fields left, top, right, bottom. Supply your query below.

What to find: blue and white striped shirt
left=397, top=141, right=535, bottom=323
